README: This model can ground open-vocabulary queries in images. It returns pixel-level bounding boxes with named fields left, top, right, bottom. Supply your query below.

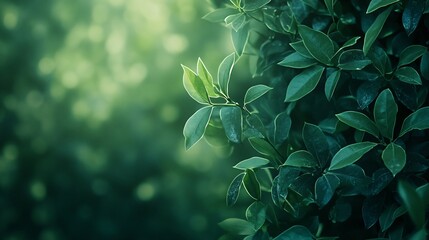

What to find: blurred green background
left=0, top=0, right=251, bottom=239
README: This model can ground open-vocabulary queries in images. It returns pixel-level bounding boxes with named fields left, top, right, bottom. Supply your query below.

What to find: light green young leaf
left=184, top=107, right=213, bottom=150
left=285, top=65, right=325, bottom=102
left=220, top=106, right=242, bottom=143
left=399, top=106, right=429, bottom=137
left=398, top=45, right=427, bottom=67
left=273, top=225, right=314, bottom=240
left=336, top=111, right=379, bottom=138
left=315, top=174, right=340, bottom=207
left=243, top=169, right=261, bottom=200
left=218, top=53, right=236, bottom=96
left=244, top=84, right=273, bottom=105
left=245, top=202, right=266, bottom=231
left=234, top=157, right=270, bottom=170
left=366, top=0, right=399, bottom=13
left=243, top=0, right=271, bottom=11
left=363, top=6, right=392, bottom=55
left=218, top=218, right=256, bottom=235
left=373, top=89, right=397, bottom=140
left=298, top=25, right=335, bottom=64
left=394, top=66, right=422, bottom=85
left=284, top=150, right=317, bottom=168
left=182, top=65, right=210, bottom=104
left=202, top=8, right=239, bottom=23
left=382, top=142, right=406, bottom=176
left=274, top=112, right=292, bottom=146
left=278, top=52, right=318, bottom=69
left=398, top=181, right=425, bottom=228
left=197, top=58, right=217, bottom=97
left=338, top=49, right=371, bottom=70
left=226, top=173, right=245, bottom=206
left=325, top=69, right=341, bottom=101
left=329, top=142, right=378, bottom=170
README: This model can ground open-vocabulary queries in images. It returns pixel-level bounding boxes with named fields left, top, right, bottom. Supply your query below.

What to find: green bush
left=182, top=0, right=429, bottom=239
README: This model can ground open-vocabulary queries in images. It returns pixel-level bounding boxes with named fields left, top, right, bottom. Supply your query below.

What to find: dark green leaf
left=231, top=23, right=249, bottom=56
left=284, top=150, right=317, bottom=168
left=379, top=204, right=401, bottom=232
left=204, top=122, right=230, bottom=147
left=290, top=41, right=313, bottom=59
left=244, top=85, right=273, bottom=105
left=398, top=45, right=427, bottom=67
left=336, top=111, right=379, bottom=138
left=184, top=107, right=213, bottom=150
left=373, top=89, right=397, bottom=140
left=329, top=199, right=352, bottom=223
left=329, top=142, right=378, bottom=170
left=298, top=25, right=335, bottom=64
left=248, top=137, right=278, bottom=157
left=303, top=123, right=330, bottom=168
left=421, top=52, right=429, bottom=80
left=410, top=228, right=427, bottom=240
left=416, top=183, right=429, bottom=207
left=274, top=112, right=292, bottom=146
left=202, top=8, right=239, bottom=23
left=182, top=65, right=210, bottom=104
left=285, top=65, right=325, bottom=102
left=278, top=52, right=318, bottom=69
left=370, top=168, right=393, bottom=196
left=331, top=164, right=371, bottom=196
left=220, top=106, right=242, bottom=143
left=244, top=169, right=261, bottom=200
left=391, top=80, right=419, bottom=111
left=197, top=58, right=217, bottom=97
left=218, top=53, right=236, bottom=96
left=398, top=181, right=425, bottom=228
left=357, top=79, right=383, bottom=109
left=226, top=173, right=245, bottom=206
left=234, top=157, right=270, bottom=170
left=402, top=0, right=425, bottom=36
left=394, top=67, right=422, bottom=85
left=363, top=6, right=392, bottom=55
left=271, top=167, right=301, bottom=207
left=245, top=114, right=266, bottom=138
left=337, top=37, right=361, bottom=52
left=273, top=225, right=314, bottom=240
left=243, top=0, right=271, bottom=11
left=399, top=106, right=429, bottom=137
left=246, top=202, right=266, bottom=230
left=362, top=195, right=385, bottom=229
left=367, top=45, right=392, bottom=75
left=324, top=0, right=336, bottom=17
left=338, top=49, right=371, bottom=70
left=315, top=174, right=340, bottom=207
left=366, top=0, right=399, bottom=13
left=219, top=218, right=256, bottom=235
left=325, top=69, right=341, bottom=101
left=382, top=143, right=406, bottom=176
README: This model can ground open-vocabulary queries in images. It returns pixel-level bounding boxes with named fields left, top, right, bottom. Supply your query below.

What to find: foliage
left=183, top=0, right=429, bottom=239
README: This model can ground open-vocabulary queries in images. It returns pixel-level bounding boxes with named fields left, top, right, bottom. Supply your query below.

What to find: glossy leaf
left=382, top=143, right=406, bottom=176
left=290, top=41, right=313, bottom=59
left=243, top=0, right=271, bottom=11
left=331, top=164, right=371, bottom=196
left=278, top=52, right=318, bottom=69
left=217, top=53, right=236, bottom=96
left=243, top=169, right=261, bottom=200
left=226, top=173, right=245, bottom=206
left=394, top=67, right=422, bottom=85
left=363, top=6, right=392, bottom=55
left=271, top=167, right=301, bottom=206
left=399, top=106, right=429, bottom=137
left=284, top=150, right=317, bottom=168
left=325, top=69, right=341, bottom=101
left=402, top=0, right=425, bottom=36
left=197, top=58, right=217, bottom=97
left=367, top=45, right=392, bottom=75
left=234, top=157, right=270, bottom=170
left=248, top=137, right=278, bottom=157
left=274, top=112, right=292, bottom=146
left=366, top=0, right=399, bottom=13
left=337, top=36, right=361, bottom=52
left=379, top=204, right=401, bottom=232
left=202, top=8, right=239, bottom=23
left=421, top=52, right=429, bottom=80
left=231, top=23, right=250, bottom=56
left=273, top=225, right=314, bottom=240
left=398, top=181, right=425, bottom=228
left=398, top=45, right=427, bottom=67
left=336, top=111, right=379, bottom=138
left=338, top=50, right=371, bottom=70
left=246, top=202, right=266, bottom=230
left=298, top=25, right=335, bottom=64
left=218, top=218, right=256, bottom=235
left=285, top=65, right=325, bottom=102
left=370, top=168, right=393, bottom=196
left=220, top=106, right=242, bottom=143
left=244, top=85, right=273, bottom=105
left=303, top=123, right=330, bottom=168
left=390, top=80, right=419, bottom=111
left=373, top=89, right=397, bottom=140
left=182, top=65, right=210, bottom=104
left=357, top=79, right=383, bottom=109
left=329, top=142, right=378, bottom=170
left=184, top=107, right=213, bottom=150
left=315, top=174, right=340, bottom=207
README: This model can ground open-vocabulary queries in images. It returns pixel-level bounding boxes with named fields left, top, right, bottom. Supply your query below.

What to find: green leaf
left=182, top=65, right=210, bottom=104
left=331, top=164, right=371, bottom=196
left=302, top=123, right=330, bottom=168
left=218, top=218, right=256, bottom=235
left=398, top=181, right=425, bottom=228
left=278, top=52, right=318, bottom=69
left=290, top=41, right=313, bottom=59
left=243, top=0, right=271, bottom=11
left=366, top=0, right=399, bottom=13
left=246, top=202, right=266, bottom=230
left=367, top=45, right=392, bottom=75
left=382, top=143, right=406, bottom=176
left=273, top=225, right=314, bottom=240
left=379, top=204, right=402, bottom=232
left=394, top=67, right=422, bottom=85
left=245, top=114, right=266, bottom=138
left=231, top=23, right=249, bottom=56
left=399, top=106, right=429, bottom=137
left=315, top=174, right=340, bottom=207
left=336, top=111, right=379, bottom=138
left=202, top=8, right=239, bottom=23
left=410, top=228, right=427, bottom=240
left=421, top=52, right=429, bottom=80
left=284, top=150, right=317, bottom=168
left=226, top=173, right=245, bottom=206
left=285, top=65, right=325, bottom=102
left=220, top=106, right=242, bottom=143
left=244, top=85, right=273, bottom=105
left=416, top=183, right=429, bottom=207
left=274, top=112, right=292, bottom=146
left=271, top=167, right=301, bottom=207
left=197, top=58, right=217, bottom=97
left=217, top=53, right=236, bottom=96
left=373, top=89, right=397, bottom=140
left=337, top=36, right=361, bottom=52
left=338, top=49, right=371, bottom=70
left=325, top=69, right=341, bottom=101
left=329, top=142, right=378, bottom=170
left=363, top=6, right=392, bottom=55
left=227, top=13, right=247, bottom=32
left=243, top=169, right=261, bottom=200
left=248, top=137, right=278, bottom=157
left=298, top=25, right=335, bottom=64
left=324, top=0, right=337, bottom=17
left=402, top=0, right=425, bottom=36
left=362, top=195, right=385, bottom=229
left=183, top=107, right=213, bottom=150
left=234, top=157, right=270, bottom=170
left=398, top=45, right=427, bottom=67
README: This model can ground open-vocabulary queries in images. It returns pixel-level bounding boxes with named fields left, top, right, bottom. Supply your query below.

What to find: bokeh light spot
left=3, top=9, right=18, bottom=30
left=160, top=104, right=179, bottom=123
left=136, top=182, right=156, bottom=201
left=30, top=181, right=47, bottom=200
left=38, top=57, right=55, bottom=75
left=163, top=34, right=189, bottom=54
